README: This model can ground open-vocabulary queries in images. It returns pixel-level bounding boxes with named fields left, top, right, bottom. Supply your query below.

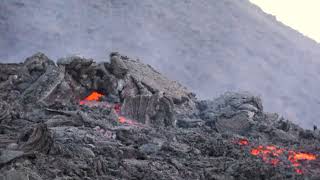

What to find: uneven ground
left=1, top=0, right=320, bottom=128
left=0, top=53, right=319, bottom=180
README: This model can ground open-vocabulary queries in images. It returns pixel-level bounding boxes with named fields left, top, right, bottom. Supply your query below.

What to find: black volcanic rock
left=0, top=53, right=319, bottom=179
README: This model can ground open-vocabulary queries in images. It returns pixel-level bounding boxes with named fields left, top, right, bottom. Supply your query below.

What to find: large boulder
left=198, top=92, right=263, bottom=135
left=24, top=52, right=55, bottom=77
left=109, top=52, right=129, bottom=78
left=120, top=54, right=193, bottom=103
left=18, top=123, right=53, bottom=154
left=121, top=93, right=175, bottom=127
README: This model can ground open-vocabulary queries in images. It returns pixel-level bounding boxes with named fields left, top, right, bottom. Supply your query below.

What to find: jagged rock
left=199, top=92, right=263, bottom=135
left=0, top=135, right=16, bottom=149
left=20, top=54, right=65, bottom=106
left=215, top=111, right=253, bottom=135
left=57, top=55, right=94, bottom=71
left=18, top=123, right=53, bottom=154
left=121, top=76, right=152, bottom=97
left=139, top=143, right=161, bottom=155
left=299, top=129, right=315, bottom=139
left=109, top=52, right=128, bottom=78
left=0, top=102, right=11, bottom=123
left=93, top=156, right=110, bottom=176
left=271, top=129, right=297, bottom=143
left=161, top=141, right=192, bottom=155
left=0, top=170, right=28, bottom=180
left=0, top=63, right=24, bottom=83
left=80, top=147, right=96, bottom=158
left=0, top=150, right=24, bottom=166
left=121, top=54, right=193, bottom=103
left=176, top=118, right=204, bottom=128
left=24, top=52, right=55, bottom=77
left=121, top=93, right=175, bottom=127
left=57, top=55, right=95, bottom=90
left=199, top=92, right=263, bottom=119
left=45, top=115, right=83, bottom=128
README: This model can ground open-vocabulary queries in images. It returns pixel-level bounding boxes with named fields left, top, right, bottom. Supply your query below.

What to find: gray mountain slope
left=1, top=0, right=320, bottom=128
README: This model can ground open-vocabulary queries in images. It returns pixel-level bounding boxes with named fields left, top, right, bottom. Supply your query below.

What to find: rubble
left=0, top=52, right=319, bottom=179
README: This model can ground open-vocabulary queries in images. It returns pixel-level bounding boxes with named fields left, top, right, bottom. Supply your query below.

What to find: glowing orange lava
left=250, top=145, right=283, bottom=166
left=118, top=116, right=126, bottom=123
left=237, top=139, right=249, bottom=145
left=288, top=151, right=317, bottom=174
left=79, top=92, right=140, bottom=126
left=114, top=104, right=121, bottom=114
left=118, top=116, right=134, bottom=125
left=79, top=91, right=104, bottom=105
left=291, top=152, right=316, bottom=161
left=237, top=139, right=317, bottom=174
left=251, top=146, right=317, bottom=174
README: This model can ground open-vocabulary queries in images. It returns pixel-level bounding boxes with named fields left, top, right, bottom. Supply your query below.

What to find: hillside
left=1, top=0, right=320, bottom=128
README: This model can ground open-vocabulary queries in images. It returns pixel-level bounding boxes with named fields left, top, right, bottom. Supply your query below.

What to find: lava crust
left=0, top=53, right=319, bottom=180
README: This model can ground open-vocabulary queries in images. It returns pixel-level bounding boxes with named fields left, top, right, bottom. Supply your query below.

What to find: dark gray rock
left=176, top=118, right=204, bottom=129
left=57, top=55, right=95, bottom=90
left=139, top=143, right=161, bottom=155
left=0, top=102, right=11, bottom=123
left=122, top=56, right=193, bottom=103
left=199, top=92, right=263, bottom=135
left=18, top=123, right=53, bottom=154
left=121, top=93, right=175, bottom=127
left=24, top=52, right=55, bottom=77
left=20, top=54, right=65, bottom=106
left=0, top=150, right=24, bottom=165
left=214, top=111, right=253, bottom=135
left=0, top=170, right=27, bottom=180
left=109, top=53, right=128, bottom=78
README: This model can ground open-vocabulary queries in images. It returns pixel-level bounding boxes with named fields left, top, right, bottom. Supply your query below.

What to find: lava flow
left=114, top=104, right=135, bottom=125
left=80, top=91, right=136, bottom=125
left=79, top=91, right=104, bottom=105
left=237, top=139, right=317, bottom=174
left=118, top=116, right=134, bottom=125
left=288, top=151, right=316, bottom=174
left=237, top=138, right=249, bottom=146
left=250, top=145, right=283, bottom=166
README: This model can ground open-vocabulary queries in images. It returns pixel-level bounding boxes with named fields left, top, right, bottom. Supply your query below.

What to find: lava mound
left=0, top=53, right=319, bottom=180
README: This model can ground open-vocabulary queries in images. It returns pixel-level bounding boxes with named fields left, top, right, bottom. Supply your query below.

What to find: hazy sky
left=250, top=0, right=320, bottom=43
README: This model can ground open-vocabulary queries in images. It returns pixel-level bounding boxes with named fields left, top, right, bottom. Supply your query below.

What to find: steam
left=1, top=0, right=320, bottom=128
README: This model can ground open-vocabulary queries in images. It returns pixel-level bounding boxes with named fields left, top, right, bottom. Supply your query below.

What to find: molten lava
left=79, top=91, right=104, bottom=105
left=250, top=145, right=317, bottom=174
left=114, top=104, right=121, bottom=114
left=237, top=139, right=249, bottom=145
left=288, top=151, right=317, bottom=174
left=114, top=103, right=135, bottom=125
left=118, top=116, right=134, bottom=125
left=250, top=145, right=283, bottom=166
left=80, top=91, right=138, bottom=125
left=290, top=152, right=316, bottom=161
left=237, top=139, right=317, bottom=174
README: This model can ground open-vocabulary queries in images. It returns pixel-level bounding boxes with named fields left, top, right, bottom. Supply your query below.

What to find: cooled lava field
left=0, top=53, right=319, bottom=179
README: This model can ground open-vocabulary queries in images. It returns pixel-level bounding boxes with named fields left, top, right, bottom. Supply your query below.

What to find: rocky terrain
left=0, top=53, right=319, bottom=180
left=2, top=0, right=320, bottom=128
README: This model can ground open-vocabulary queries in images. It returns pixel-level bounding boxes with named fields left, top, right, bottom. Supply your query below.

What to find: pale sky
left=250, top=0, right=320, bottom=43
